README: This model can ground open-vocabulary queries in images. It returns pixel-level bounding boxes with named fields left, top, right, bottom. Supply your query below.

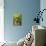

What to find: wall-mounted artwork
left=13, top=13, right=22, bottom=26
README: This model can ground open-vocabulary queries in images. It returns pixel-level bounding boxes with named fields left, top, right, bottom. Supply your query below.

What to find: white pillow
left=17, top=37, right=25, bottom=46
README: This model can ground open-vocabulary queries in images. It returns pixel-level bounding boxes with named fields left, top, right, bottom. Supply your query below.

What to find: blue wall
left=4, top=0, right=40, bottom=42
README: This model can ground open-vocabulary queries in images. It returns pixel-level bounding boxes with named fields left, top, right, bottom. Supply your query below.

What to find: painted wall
left=4, top=0, right=40, bottom=42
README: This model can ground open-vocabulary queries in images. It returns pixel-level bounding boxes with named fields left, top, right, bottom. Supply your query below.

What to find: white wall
left=40, top=0, right=46, bottom=26
left=0, top=0, right=4, bottom=42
